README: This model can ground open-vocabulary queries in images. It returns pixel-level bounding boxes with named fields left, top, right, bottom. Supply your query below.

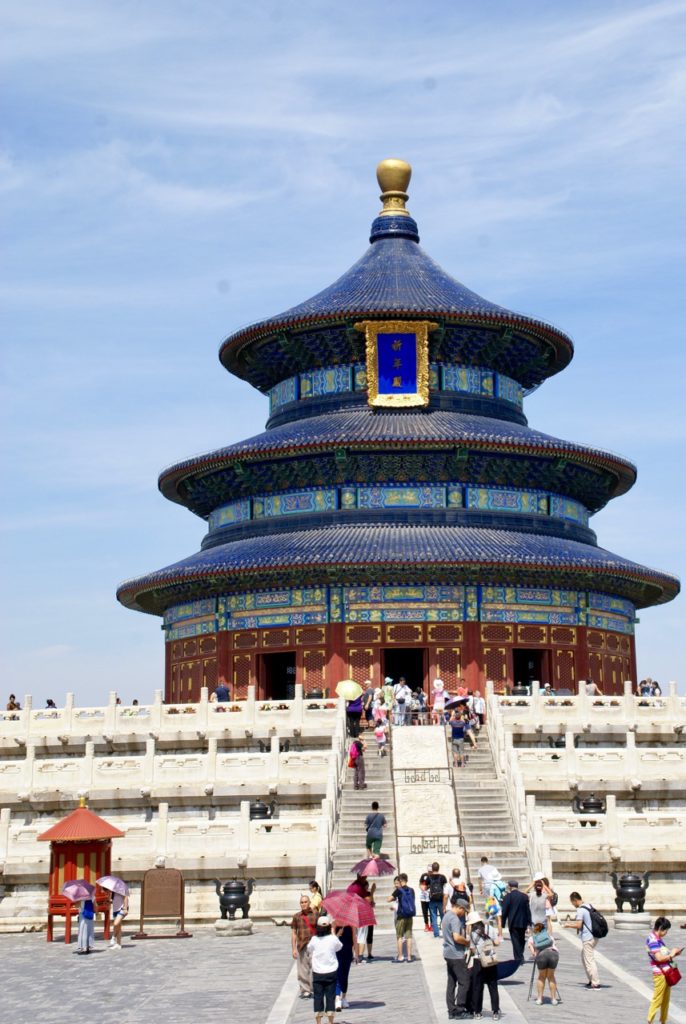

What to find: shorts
left=367, top=836, right=382, bottom=855
left=395, top=917, right=413, bottom=938
left=452, top=738, right=465, bottom=754
left=536, top=949, right=559, bottom=969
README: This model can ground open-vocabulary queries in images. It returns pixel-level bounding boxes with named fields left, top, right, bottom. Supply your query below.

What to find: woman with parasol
left=62, top=879, right=96, bottom=955
left=97, top=875, right=129, bottom=950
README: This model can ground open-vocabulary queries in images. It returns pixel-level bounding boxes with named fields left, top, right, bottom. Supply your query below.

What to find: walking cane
left=527, top=961, right=537, bottom=1001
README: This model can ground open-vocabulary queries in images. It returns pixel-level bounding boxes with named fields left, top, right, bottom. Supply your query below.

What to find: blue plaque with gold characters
left=354, top=319, right=437, bottom=407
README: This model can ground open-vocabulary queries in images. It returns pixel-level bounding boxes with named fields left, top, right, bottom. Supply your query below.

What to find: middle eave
left=158, top=408, right=636, bottom=514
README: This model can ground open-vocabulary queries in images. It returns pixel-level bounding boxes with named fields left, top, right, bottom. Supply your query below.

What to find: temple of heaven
left=117, top=159, right=679, bottom=701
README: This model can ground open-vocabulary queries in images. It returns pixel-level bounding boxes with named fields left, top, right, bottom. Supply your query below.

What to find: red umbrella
left=350, top=857, right=396, bottom=877
left=322, top=890, right=377, bottom=927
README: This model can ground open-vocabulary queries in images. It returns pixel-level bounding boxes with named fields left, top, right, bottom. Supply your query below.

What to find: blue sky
left=2, top=0, right=684, bottom=707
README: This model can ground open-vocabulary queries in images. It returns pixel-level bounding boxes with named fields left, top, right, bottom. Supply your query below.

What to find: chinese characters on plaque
left=354, top=319, right=437, bottom=408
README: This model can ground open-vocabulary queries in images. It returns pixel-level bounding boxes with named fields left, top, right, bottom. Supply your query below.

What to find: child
left=373, top=720, right=388, bottom=757
left=372, top=688, right=387, bottom=722
left=419, top=877, right=431, bottom=931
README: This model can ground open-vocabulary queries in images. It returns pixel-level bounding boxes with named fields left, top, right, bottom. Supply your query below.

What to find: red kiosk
left=38, top=799, right=125, bottom=943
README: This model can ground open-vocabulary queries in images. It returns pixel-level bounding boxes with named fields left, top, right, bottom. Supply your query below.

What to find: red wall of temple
left=165, top=622, right=636, bottom=702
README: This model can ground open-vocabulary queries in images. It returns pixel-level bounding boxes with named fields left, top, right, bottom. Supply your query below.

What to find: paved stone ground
left=0, top=925, right=292, bottom=1024
left=1, top=922, right=685, bottom=1024
left=286, top=929, right=435, bottom=1023
left=499, top=928, right=686, bottom=1024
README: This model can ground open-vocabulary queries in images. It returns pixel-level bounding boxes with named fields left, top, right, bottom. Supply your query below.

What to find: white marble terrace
left=485, top=679, right=686, bottom=912
left=0, top=686, right=347, bottom=931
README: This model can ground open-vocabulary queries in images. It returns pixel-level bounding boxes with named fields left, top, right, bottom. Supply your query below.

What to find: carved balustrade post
left=105, top=691, right=117, bottom=734
left=239, top=799, right=251, bottom=854
left=531, top=679, right=540, bottom=720
left=151, top=690, right=163, bottom=733
left=293, top=683, right=304, bottom=728
left=144, top=736, right=155, bottom=787
left=81, top=740, right=94, bottom=789
left=623, top=680, right=635, bottom=722
left=269, top=734, right=280, bottom=783
left=565, top=730, right=577, bottom=778
left=0, top=806, right=10, bottom=867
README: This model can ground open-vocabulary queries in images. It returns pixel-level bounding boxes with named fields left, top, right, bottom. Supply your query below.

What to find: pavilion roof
left=37, top=805, right=125, bottom=843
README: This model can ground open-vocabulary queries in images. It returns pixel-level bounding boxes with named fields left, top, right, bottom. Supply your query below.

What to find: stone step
left=335, top=836, right=397, bottom=845
left=459, top=802, right=509, bottom=810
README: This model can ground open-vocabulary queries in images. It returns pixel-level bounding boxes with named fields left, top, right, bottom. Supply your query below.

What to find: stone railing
left=524, top=794, right=686, bottom=866
left=0, top=740, right=344, bottom=805
left=512, top=739, right=685, bottom=794
left=487, top=678, right=684, bottom=733
left=486, top=680, right=686, bottom=904
left=484, top=688, right=529, bottom=844
left=0, top=686, right=342, bottom=745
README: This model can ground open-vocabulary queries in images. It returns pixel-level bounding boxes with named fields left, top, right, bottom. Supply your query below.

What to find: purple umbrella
left=96, top=875, right=128, bottom=896
left=445, top=696, right=469, bottom=708
left=62, top=879, right=95, bottom=901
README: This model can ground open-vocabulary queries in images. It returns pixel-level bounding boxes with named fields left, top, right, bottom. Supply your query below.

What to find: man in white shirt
left=477, top=856, right=499, bottom=897
left=393, top=677, right=412, bottom=726
left=473, top=691, right=486, bottom=726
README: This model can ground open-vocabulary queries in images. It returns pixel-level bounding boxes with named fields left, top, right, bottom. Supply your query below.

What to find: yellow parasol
left=335, top=680, right=363, bottom=700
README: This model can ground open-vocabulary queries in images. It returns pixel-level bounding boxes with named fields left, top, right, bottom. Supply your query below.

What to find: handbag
left=658, top=962, right=682, bottom=987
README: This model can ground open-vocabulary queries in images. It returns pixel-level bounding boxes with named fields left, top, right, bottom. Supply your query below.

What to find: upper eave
left=218, top=232, right=574, bottom=389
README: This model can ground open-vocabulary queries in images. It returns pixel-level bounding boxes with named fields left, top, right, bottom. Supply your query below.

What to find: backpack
left=397, top=886, right=416, bottom=918
left=428, top=875, right=445, bottom=901
left=477, top=937, right=498, bottom=967
left=491, top=880, right=507, bottom=903
left=583, top=904, right=608, bottom=939
left=533, top=929, right=553, bottom=951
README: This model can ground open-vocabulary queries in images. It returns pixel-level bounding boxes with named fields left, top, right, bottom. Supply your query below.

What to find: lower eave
left=117, top=525, right=679, bottom=615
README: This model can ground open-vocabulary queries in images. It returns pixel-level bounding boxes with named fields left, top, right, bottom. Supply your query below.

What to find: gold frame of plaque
left=354, top=319, right=437, bottom=408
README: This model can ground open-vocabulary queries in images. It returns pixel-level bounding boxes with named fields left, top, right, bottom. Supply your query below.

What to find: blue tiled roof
left=117, top=523, right=679, bottom=613
left=220, top=227, right=573, bottom=373
left=159, top=407, right=636, bottom=500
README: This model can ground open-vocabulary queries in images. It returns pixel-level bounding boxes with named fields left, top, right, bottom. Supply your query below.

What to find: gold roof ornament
left=377, top=158, right=412, bottom=217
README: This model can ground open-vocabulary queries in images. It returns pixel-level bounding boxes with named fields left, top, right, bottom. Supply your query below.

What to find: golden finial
left=376, top=158, right=412, bottom=217
left=79, top=795, right=87, bottom=807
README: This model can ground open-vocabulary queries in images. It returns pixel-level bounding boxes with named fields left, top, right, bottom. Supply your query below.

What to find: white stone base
left=614, top=911, right=651, bottom=931
left=215, top=917, right=254, bottom=936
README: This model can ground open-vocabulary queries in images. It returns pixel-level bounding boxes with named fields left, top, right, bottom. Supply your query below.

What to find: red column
left=462, top=621, right=482, bottom=690
left=327, top=623, right=346, bottom=697
left=576, top=626, right=589, bottom=683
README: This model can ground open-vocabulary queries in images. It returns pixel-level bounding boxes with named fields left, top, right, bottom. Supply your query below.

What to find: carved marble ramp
left=455, top=724, right=530, bottom=890
left=391, top=726, right=463, bottom=883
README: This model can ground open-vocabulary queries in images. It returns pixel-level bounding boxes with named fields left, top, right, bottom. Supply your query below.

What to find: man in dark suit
left=500, top=880, right=531, bottom=962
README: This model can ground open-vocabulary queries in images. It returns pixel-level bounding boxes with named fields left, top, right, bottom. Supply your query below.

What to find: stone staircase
left=329, top=740, right=399, bottom=914
left=453, top=729, right=530, bottom=894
